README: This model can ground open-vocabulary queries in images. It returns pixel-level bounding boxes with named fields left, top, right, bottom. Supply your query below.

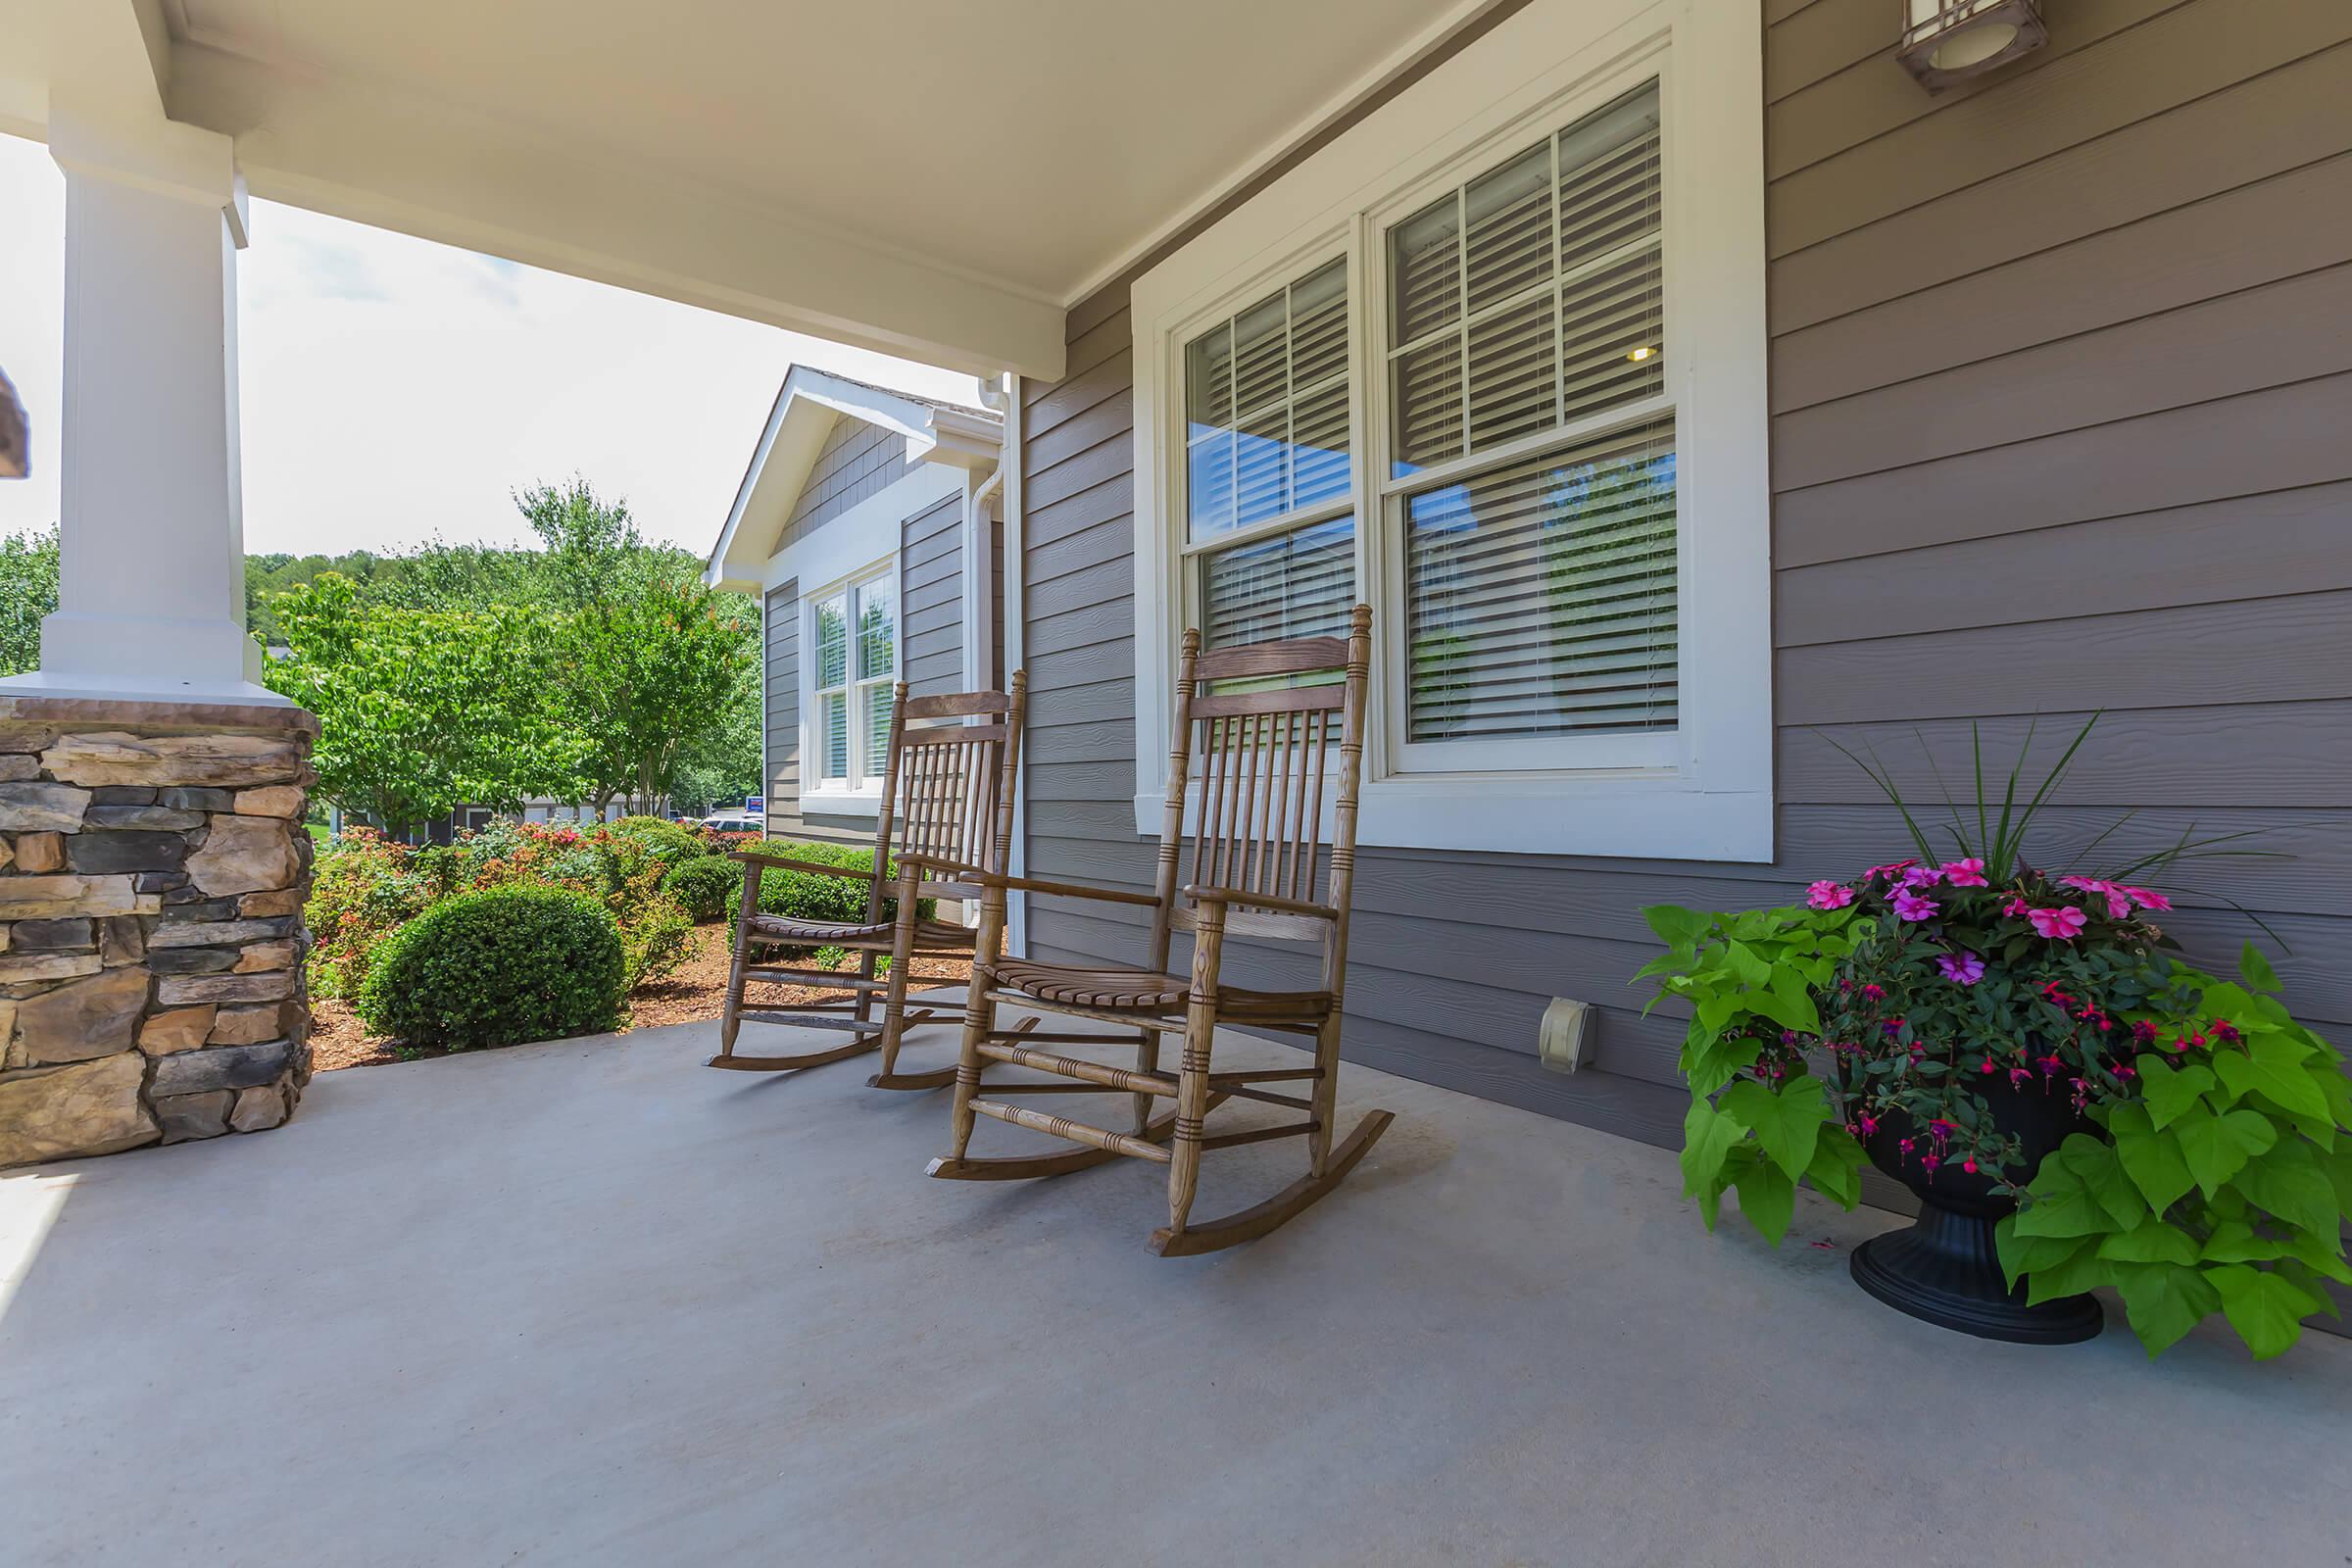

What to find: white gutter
left=981, top=372, right=1029, bottom=956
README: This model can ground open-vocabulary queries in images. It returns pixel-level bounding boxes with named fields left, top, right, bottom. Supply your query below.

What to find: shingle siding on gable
left=1011, top=0, right=2352, bottom=1191
left=782, top=416, right=915, bottom=551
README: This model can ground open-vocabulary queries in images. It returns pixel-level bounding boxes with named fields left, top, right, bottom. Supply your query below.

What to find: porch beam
left=157, top=41, right=1068, bottom=381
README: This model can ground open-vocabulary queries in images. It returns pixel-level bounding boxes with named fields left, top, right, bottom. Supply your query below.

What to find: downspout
left=979, top=372, right=1027, bottom=956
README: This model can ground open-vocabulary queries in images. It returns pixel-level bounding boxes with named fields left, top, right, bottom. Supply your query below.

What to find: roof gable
left=707, top=367, right=1001, bottom=588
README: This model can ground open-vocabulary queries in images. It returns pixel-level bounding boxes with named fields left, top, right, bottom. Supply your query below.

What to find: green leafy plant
left=602, top=813, right=712, bottom=868
left=1638, top=719, right=2351, bottom=1360
left=357, top=885, right=625, bottom=1050
left=663, top=857, right=738, bottom=923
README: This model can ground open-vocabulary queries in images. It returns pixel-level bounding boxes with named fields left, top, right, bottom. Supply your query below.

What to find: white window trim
left=1129, top=0, right=1770, bottom=861
left=801, top=560, right=900, bottom=818
left=763, top=457, right=960, bottom=822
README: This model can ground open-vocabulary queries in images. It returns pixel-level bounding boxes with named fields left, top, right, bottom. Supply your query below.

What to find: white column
left=0, top=105, right=286, bottom=707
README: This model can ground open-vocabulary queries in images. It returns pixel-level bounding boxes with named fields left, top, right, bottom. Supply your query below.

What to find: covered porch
left=3, top=1009, right=2344, bottom=1563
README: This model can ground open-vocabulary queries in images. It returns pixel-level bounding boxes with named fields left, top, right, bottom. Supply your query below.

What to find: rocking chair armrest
left=729, top=849, right=877, bottom=884
left=893, top=851, right=990, bottom=882
left=1183, top=884, right=1339, bottom=922
left=901, top=854, right=1160, bottom=909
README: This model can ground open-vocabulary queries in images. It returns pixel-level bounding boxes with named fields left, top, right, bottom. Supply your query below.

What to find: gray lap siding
left=1012, top=1, right=2352, bottom=1160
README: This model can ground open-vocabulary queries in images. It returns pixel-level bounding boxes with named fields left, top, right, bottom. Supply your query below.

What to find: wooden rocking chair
left=916, top=606, right=1391, bottom=1255
left=708, top=673, right=1025, bottom=1089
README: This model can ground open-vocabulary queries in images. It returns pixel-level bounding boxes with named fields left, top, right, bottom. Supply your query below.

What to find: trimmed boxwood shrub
left=721, top=841, right=936, bottom=958
left=358, top=884, right=625, bottom=1050
left=664, top=857, right=738, bottom=923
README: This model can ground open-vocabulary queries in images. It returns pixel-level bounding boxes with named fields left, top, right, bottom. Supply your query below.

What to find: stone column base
left=0, top=696, right=318, bottom=1166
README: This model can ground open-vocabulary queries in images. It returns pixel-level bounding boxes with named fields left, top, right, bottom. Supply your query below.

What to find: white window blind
left=808, top=567, right=897, bottom=791
left=856, top=574, right=897, bottom=777
left=1388, top=80, right=1662, bottom=473
left=812, top=593, right=850, bottom=782
left=1183, top=257, right=1356, bottom=651
left=1405, top=416, right=1677, bottom=741
left=1386, top=79, right=1673, bottom=756
left=1200, top=514, right=1356, bottom=651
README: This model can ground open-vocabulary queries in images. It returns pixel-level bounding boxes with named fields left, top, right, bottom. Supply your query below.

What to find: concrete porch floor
left=2, top=1004, right=2346, bottom=1566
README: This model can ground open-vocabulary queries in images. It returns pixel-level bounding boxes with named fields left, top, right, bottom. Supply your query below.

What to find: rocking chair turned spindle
left=708, top=673, right=1025, bottom=1090
left=915, top=606, right=1392, bottom=1256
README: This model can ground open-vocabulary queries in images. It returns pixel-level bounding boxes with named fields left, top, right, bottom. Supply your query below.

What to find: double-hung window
left=1132, top=0, right=1769, bottom=858
left=808, top=564, right=897, bottom=800
left=1381, top=81, right=1676, bottom=772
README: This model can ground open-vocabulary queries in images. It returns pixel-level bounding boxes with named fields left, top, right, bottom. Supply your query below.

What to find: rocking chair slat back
left=869, top=672, right=1025, bottom=920
left=1149, top=608, right=1371, bottom=972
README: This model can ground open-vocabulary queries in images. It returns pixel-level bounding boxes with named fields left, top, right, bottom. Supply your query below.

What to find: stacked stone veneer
left=0, top=700, right=318, bottom=1166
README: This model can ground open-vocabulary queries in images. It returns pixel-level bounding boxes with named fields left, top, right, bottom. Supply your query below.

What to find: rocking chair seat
left=984, top=956, right=1333, bottom=1024
left=747, top=912, right=975, bottom=950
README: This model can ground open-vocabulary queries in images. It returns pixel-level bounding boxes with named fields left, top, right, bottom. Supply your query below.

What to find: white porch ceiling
left=98, top=0, right=1496, bottom=377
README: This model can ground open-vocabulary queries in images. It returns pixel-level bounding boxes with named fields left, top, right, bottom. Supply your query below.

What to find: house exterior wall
left=1013, top=0, right=2352, bottom=1156
left=901, top=493, right=967, bottom=701
left=761, top=417, right=994, bottom=848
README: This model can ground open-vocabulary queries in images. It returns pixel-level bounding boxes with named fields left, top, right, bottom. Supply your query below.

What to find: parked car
left=700, top=813, right=760, bottom=835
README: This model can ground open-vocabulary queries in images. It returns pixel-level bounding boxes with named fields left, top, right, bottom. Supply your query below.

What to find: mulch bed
left=309, top=922, right=972, bottom=1072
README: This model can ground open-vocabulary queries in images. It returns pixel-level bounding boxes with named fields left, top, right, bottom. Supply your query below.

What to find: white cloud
left=0, top=131, right=980, bottom=559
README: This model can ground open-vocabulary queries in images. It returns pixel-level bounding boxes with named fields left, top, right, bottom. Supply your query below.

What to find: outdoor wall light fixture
left=1897, top=0, right=2047, bottom=92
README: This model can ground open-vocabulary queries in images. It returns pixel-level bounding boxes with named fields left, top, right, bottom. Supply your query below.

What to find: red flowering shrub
left=307, top=817, right=696, bottom=998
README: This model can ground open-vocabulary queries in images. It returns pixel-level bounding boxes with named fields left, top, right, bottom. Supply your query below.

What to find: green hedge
left=721, top=841, right=936, bottom=958
left=663, top=857, right=737, bottom=923
left=358, top=885, right=625, bottom=1050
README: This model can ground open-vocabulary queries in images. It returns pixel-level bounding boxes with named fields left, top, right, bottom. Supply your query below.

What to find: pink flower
left=1962, top=1158, right=1978, bottom=1174
left=1805, top=880, right=1855, bottom=910
left=1889, top=889, right=1939, bottom=922
left=1901, top=865, right=1944, bottom=889
left=2028, top=906, right=2087, bottom=941
left=1864, top=860, right=1917, bottom=883
left=1936, top=951, right=1985, bottom=985
left=2002, top=897, right=2032, bottom=917
left=2061, top=875, right=2132, bottom=919
left=2119, top=886, right=2171, bottom=912
left=1939, top=858, right=1989, bottom=887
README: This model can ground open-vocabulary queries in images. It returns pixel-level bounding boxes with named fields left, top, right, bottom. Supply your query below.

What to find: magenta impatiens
left=2027, top=905, right=2089, bottom=941
left=1805, top=879, right=1854, bottom=910
left=1888, top=888, right=1939, bottom=921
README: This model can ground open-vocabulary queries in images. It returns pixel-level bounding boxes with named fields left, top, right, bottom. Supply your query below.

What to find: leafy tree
left=0, top=526, right=59, bottom=676
left=265, top=574, right=591, bottom=837
left=560, top=564, right=758, bottom=813
left=668, top=659, right=763, bottom=816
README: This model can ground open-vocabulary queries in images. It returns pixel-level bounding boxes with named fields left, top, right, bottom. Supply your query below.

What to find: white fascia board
left=907, top=403, right=1004, bottom=471
left=708, top=367, right=1000, bottom=586
left=162, top=43, right=1068, bottom=380
left=1057, top=0, right=1517, bottom=311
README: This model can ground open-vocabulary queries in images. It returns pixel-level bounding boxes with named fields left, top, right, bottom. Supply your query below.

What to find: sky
left=0, top=131, right=979, bottom=558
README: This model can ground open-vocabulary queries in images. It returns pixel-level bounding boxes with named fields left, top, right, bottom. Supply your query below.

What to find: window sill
left=802, top=789, right=883, bottom=821
left=1130, top=774, right=1772, bottom=862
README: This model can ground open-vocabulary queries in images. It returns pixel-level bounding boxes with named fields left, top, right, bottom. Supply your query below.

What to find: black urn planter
left=1849, top=1073, right=2104, bottom=1345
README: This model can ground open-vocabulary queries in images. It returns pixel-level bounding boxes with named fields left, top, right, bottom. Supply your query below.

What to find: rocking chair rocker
left=919, top=606, right=1391, bottom=1255
left=709, top=673, right=1025, bottom=1089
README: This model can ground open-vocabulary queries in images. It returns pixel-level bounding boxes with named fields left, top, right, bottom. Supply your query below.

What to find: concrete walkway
left=2, top=1009, right=2345, bottom=1566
